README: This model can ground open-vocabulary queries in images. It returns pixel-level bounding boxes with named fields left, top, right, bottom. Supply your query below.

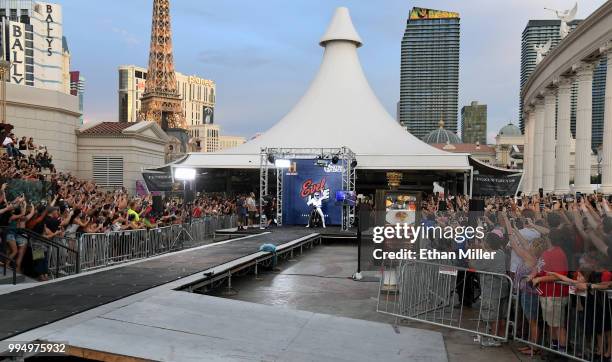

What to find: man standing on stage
left=306, top=192, right=326, bottom=228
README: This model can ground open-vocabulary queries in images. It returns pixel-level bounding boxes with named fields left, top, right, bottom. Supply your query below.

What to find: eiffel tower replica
left=138, top=0, right=186, bottom=132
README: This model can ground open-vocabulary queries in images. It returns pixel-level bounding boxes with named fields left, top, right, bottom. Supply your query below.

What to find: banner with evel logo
left=282, top=159, right=343, bottom=225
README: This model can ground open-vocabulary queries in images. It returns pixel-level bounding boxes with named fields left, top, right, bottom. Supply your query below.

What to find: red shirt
left=192, top=207, right=202, bottom=218
left=538, top=246, right=569, bottom=297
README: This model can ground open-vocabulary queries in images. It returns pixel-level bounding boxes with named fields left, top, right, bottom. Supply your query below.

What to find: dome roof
left=498, top=123, right=521, bottom=137
left=422, top=120, right=461, bottom=145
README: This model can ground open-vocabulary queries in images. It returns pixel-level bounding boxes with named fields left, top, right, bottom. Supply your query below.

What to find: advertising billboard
left=409, top=7, right=459, bottom=20
left=8, top=21, right=26, bottom=85
left=282, top=159, right=343, bottom=225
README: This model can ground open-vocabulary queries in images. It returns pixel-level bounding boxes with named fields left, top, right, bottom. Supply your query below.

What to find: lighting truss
left=259, top=147, right=357, bottom=231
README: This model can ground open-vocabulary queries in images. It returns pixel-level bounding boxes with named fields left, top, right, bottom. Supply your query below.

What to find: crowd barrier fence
left=377, top=258, right=612, bottom=361
left=377, top=258, right=514, bottom=342
left=74, top=215, right=237, bottom=272
left=514, top=277, right=612, bottom=361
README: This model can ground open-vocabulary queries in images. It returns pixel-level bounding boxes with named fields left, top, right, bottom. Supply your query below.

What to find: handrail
left=16, top=228, right=77, bottom=253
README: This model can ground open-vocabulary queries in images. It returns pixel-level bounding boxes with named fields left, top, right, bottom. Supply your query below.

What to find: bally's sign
left=8, top=21, right=25, bottom=84
left=43, top=3, right=57, bottom=56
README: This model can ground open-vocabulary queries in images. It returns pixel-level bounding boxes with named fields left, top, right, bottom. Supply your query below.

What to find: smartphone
left=539, top=188, right=544, bottom=198
left=517, top=199, right=523, bottom=207
left=576, top=192, right=582, bottom=203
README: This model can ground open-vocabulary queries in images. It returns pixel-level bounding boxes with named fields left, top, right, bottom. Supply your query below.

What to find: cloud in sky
left=60, top=0, right=607, bottom=139
left=111, top=26, right=140, bottom=46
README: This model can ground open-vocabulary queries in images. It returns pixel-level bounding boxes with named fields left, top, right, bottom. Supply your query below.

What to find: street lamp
left=173, top=167, right=197, bottom=244
left=0, top=60, right=10, bottom=124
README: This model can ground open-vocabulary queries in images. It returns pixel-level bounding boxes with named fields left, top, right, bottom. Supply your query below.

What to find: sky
left=60, top=0, right=607, bottom=143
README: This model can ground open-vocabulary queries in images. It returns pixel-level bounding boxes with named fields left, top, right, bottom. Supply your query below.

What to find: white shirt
left=307, top=196, right=322, bottom=208
left=2, top=137, right=13, bottom=146
left=510, top=227, right=541, bottom=273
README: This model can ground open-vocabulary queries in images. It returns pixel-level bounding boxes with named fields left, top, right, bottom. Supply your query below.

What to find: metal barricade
left=377, top=258, right=513, bottom=342
left=76, top=215, right=237, bottom=272
left=514, top=278, right=612, bottom=361
left=44, top=236, right=79, bottom=278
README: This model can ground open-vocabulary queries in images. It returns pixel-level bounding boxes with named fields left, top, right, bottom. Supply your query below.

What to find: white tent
left=172, top=7, right=469, bottom=172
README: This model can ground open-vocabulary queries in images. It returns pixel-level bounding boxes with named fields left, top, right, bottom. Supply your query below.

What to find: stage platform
left=0, top=228, right=320, bottom=340
left=39, top=292, right=447, bottom=362
left=0, top=226, right=448, bottom=361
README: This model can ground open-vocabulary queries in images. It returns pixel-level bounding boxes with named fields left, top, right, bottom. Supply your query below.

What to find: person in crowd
left=2, top=132, right=19, bottom=158
left=508, top=230, right=548, bottom=356
left=469, top=231, right=510, bottom=347
left=18, top=137, right=27, bottom=151
left=529, top=228, right=570, bottom=353
left=246, top=192, right=257, bottom=226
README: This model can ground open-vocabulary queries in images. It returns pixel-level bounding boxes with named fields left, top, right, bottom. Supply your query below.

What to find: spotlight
left=267, top=154, right=275, bottom=164
left=274, top=159, right=291, bottom=168
left=174, top=167, right=196, bottom=181
left=350, top=160, right=358, bottom=168
left=331, top=155, right=339, bottom=164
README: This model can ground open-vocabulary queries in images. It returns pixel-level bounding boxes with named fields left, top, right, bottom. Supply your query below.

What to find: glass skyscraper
left=520, top=19, right=606, bottom=150
left=399, top=7, right=460, bottom=140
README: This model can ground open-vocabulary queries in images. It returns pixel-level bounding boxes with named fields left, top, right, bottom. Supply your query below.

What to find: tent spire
left=319, top=7, right=363, bottom=48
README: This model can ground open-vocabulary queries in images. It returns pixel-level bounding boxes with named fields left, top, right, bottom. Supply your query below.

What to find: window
left=92, top=156, right=124, bottom=188
left=0, top=9, right=5, bottom=18
left=119, top=69, right=128, bottom=89
left=9, top=9, right=17, bottom=21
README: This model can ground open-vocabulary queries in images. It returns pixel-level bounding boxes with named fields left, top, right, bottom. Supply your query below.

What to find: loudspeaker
left=469, top=199, right=485, bottom=212
left=152, top=195, right=163, bottom=214
left=184, top=190, right=195, bottom=203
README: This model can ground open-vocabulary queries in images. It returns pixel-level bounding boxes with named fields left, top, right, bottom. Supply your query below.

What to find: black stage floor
left=0, top=228, right=322, bottom=340
left=217, top=225, right=357, bottom=238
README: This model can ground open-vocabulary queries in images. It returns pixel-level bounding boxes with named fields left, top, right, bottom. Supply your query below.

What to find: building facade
left=495, top=123, right=524, bottom=169
left=7, top=81, right=80, bottom=172
left=0, top=0, right=70, bottom=93
left=76, top=122, right=168, bottom=194
left=219, top=135, right=246, bottom=151
left=118, top=65, right=216, bottom=128
left=460, top=101, right=487, bottom=144
left=399, top=7, right=460, bottom=140
left=519, top=19, right=606, bottom=150
left=70, top=70, right=84, bottom=125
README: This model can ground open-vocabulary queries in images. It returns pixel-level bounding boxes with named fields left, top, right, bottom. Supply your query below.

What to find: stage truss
left=259, top=147, right=357, bottom=231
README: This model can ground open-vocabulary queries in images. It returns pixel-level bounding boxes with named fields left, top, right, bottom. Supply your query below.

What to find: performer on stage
left=306, top=192, right=326, bottom=228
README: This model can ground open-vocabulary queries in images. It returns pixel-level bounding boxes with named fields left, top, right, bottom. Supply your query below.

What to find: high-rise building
left=461, top=101, right=487, bottom=144
left=399, top=7, right=460, bottom=140
left=0, top=0, right=70, bottom=93
left=519, top=19, right=605, bottom=149
left=118, top=65, right=216, bottom=127
left=70, top=70, right=85, bottom=125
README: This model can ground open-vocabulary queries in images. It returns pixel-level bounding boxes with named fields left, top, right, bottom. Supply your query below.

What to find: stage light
left=174, top=167, right=196, bottom=181
left=275, top=159, right=291, bottom=168
left=351, top=160, right=358, bottom=168
left=331, top=155, right=339, bottom=164
left=267, top=154, right=275, bottom=164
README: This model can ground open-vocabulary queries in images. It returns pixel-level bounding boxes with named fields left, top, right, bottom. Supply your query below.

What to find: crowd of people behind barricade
left=0, top=131, right=248, bottom=281
left=415, top=191, right=612, bottom=357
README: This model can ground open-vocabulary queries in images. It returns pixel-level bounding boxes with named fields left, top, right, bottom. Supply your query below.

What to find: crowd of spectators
left=417, top=192, right=612, bottom=356
left=0, top=132, right=248, bottom=281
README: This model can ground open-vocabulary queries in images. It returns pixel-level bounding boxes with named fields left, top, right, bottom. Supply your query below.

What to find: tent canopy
left=166, top=7, right=470, bottom=172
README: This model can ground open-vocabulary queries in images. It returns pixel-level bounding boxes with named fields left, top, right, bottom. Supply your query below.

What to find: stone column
left=522, top=109, right=533, bottom=194
left=526, top=111, right=536, bottom=194
left=573, top=62, right=596, bottom=193
left=532, top=99, right=545, bottom=192
left=555, top=77, right=573, bottom=194
left=601, top=46, right=612, bottom=194
left=543, top=91, right=557, bottom=193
